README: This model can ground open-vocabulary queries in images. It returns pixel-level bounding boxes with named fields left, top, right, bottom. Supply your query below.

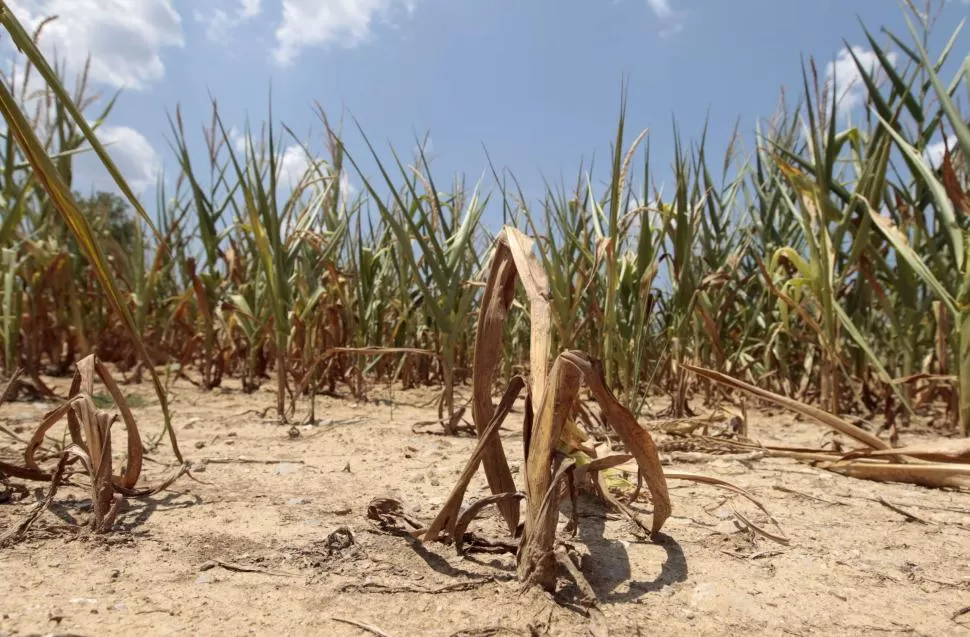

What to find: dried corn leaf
left=563, top=351, right=670, bottom=535
left=517, top=351, right=671, bottom=588
left=683, top=363, right=889, bottom=450
left=841, top=439, right=970, bottom=463
left=24, top=397, right=85, bottom=473
left=23, top=354, right=143, bottom=490
left=665, top=471, right=789, bottom=545
left=518, top=357, right=582, bottom=588
left=93, top=356, right=143, bottom=489
left=573, top=454, right=636, bottom=484
left=453, top=492, right=525, bottom=555
left=445, top=227, right=671, bottom=594
left=424, top=376, right=525, bottom=542
left=470, top=236, right=525, bottom=531
left=502, top=227, right=552, bottom=405
left=1, top=432, right=122, bottom=547
left=816, top=460, right=970, bottom=489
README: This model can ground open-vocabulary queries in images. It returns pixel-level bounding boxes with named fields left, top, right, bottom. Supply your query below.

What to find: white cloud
left=277, top=145, right=311, bottom=187
left=645, top=0, right=683, bottom=37
left=825, top=45, right=897, bottom=116
left=4, top=0, right=184, bottom=90
left=241, top=0, right=263, bottom=18
left=0, top=60, right=159, bottom=194
left=74, top=125, right=162, bottom=194
left=272, top=0, right=418, bottom=66
left=194, top=0, right=263, bottom=44
left=227, top=127, right=249, bottom=153
left=646, top=0, right=673, bottom=18
left=925, top=135, right=957, bottom=169
left=339, top=169, right=357, bottom=198
left=278, top=148, right=355, bottom=192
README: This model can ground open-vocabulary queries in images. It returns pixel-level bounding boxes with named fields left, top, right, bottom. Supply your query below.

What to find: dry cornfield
left=1, top=2, right=970, bottom=636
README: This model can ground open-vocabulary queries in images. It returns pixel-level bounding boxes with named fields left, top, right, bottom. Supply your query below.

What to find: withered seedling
left=421, top=227, right=671, bottom=598
left=0, top=355, right=185, bottom=546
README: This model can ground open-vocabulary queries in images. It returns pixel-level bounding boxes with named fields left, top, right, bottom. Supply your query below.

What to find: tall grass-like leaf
left=0, top=7, right=163, bottom=243
left=1, top=247, right=21, bottom=372
left=868, top=124, right=968, bottom=434
left=341, top=123, right=485, bottom=430
left=0, top=55, right=182, bottom=460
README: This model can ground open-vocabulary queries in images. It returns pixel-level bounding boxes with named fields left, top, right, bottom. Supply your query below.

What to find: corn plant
left=0, top=0, right=967, bottom=446
left=344, top=132, right=486, bottom=433
left=0, top=3, right=181, bottom=460
left=864, top=13, right=969, bottom=435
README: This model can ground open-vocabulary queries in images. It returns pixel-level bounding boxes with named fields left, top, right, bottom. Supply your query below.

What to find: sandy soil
left=1, top=376, right=969, bottom=637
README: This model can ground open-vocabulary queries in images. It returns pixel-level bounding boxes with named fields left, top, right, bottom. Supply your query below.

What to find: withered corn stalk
left=423, top=227, right=671, bottom=592
left=0, top=355, right=187, bottom=546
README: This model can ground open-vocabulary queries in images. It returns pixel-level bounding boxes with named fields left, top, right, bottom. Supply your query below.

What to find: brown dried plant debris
left=683, top=363, right=970, bottom=490
left=422, top=227, right=673, bottom=610
left=0, top=355, right=187, bottom=546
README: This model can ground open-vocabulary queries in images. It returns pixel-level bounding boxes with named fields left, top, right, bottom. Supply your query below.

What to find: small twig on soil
left=721, top=549, right=786, bottom=561
left=919, top=575, right=970, bottom=588
left=340, top=579, right=494, bottom=594
left=331, top=616, right=395, bottom=637
left=200, top=559, right=296, bottom=577
left=200, top=457, right=306, bottom=465
left=867, top=500, right=970, bottom=515
left=225, top=407, right=276, bottom=420
left=875, top=497, right=933, bottom=524
left=750, top=550, right=786, bottom=560
left=666, top=450, right=764, bottom=464
left=953, top=606, right=970, bottom=621
left=449, top=628, right=528, bottom=637
left=772, top=485, right=846, bottom=506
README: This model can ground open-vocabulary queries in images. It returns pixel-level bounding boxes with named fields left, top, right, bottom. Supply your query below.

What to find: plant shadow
left=116, top=491, right=203, bottom=531
left=32, top=486, right=202, bottom=531
left=400, top=532, right=514, bottom=581
left=575, top=495, right=688, bottom=603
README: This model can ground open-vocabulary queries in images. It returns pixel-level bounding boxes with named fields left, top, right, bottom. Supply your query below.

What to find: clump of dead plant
left=0, top=355, right=187, bottom=546
left=415, top=228, right=787, bottom=622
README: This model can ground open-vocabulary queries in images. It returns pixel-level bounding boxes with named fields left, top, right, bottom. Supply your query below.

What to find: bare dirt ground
left=2, top=375, right=969, bottom=637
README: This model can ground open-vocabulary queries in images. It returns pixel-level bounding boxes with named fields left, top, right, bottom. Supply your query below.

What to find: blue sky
left=3, top=0, right=969, bottom=223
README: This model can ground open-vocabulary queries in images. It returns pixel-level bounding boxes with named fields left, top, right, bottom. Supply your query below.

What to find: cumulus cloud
left=241, top=0, right=263, bottom=17
left=223, top=131, right=321, bottom=190
left=194, top=0, right=263, bottom=44
left=272, top=0, right=418, bottom=66
left=645, top=0, right=683, bottom=37
left=924, top=135, right=957, bottom=169
left=273, top=143, right=359, bottom=217
left=4, top=0, right=184, bottom=90
left=275, top=145, right=356, bottom=194
left=825, top=45, right=897, bottom=116
left=0, top=59, right=161, bottom=194
left=226, top=127, right=249, bottom=154
left=646, top=0, right=673, bottom=18
left=277, top=145, right=311, bottom=187
left=73, top=125, right=162, bottom=194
